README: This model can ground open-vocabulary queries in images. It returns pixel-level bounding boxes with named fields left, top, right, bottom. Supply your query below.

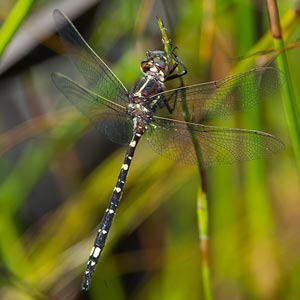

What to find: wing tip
left=53, top=9, right=69, bottom=28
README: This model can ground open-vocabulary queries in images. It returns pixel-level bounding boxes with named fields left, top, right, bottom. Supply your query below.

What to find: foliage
left=0, top=1, right=299, bottom=300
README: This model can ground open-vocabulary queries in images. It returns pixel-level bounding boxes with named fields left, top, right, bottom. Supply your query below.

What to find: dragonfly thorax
left=129, top=52, right=169, bottom=132
left=130, top=63, right=166, bottom=128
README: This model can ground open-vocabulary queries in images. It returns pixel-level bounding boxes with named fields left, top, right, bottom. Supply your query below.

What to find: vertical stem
left=157, top=17, right=173, bottom=58
left=157, top=18, right=212, bottom=300
left=266, top=0, right=300, bottom=173
left=197, top=190, right=212, bottom=300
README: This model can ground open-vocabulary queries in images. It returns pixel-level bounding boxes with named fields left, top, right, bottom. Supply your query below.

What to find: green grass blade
left=0, top=0, right=36, bottom=57
left=266, top=1, right=300, bottom=172
left=274, top=38, right=300, bottom=171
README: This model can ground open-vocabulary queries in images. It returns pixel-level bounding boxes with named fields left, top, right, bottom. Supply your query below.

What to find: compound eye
left=140, top=59, right=153, bottom=73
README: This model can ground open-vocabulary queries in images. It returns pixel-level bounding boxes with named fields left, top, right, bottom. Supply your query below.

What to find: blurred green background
left=0, top=0, right=299, bottom=299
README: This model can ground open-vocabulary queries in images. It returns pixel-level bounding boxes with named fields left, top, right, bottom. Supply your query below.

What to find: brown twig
left=266, top=0, right=282, bottom=38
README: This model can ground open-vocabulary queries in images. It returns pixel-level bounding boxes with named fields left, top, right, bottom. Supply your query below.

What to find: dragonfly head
left=141, top=50, right=169, bottom=80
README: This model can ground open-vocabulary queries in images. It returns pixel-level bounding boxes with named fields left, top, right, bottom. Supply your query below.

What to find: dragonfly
left=51, top=9, right=284, bottom=291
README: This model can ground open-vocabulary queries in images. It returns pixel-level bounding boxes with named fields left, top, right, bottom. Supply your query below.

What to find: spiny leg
left=165, top=48, right=187, bottom=81
left=82, top=133, right=141, bottom=291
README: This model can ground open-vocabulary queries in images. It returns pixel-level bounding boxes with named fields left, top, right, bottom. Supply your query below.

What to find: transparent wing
left=152, top=67, right=285, bottom=122
left=53, top=9, right=129, bottom=106
left=52, top=72, right=132, bottom=144
left=147, top=116, right=284, bottom=166
left=95, top=116, right=133, bottom=145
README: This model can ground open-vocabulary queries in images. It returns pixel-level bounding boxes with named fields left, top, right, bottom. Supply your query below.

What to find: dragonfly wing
left=52, top=72, right=131, bottom=144
left=53, top=9, right=128, bottom=106
left=95, top=115, right=133, bottom=145
left=147, top=116, right=284, bottom=166
left=152, top=67, right=285, bottom=122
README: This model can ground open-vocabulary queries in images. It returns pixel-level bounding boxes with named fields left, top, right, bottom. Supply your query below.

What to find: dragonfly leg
left=156, top=89, right=181, bottom=114
left=165, top=48, right=187, bottom=81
